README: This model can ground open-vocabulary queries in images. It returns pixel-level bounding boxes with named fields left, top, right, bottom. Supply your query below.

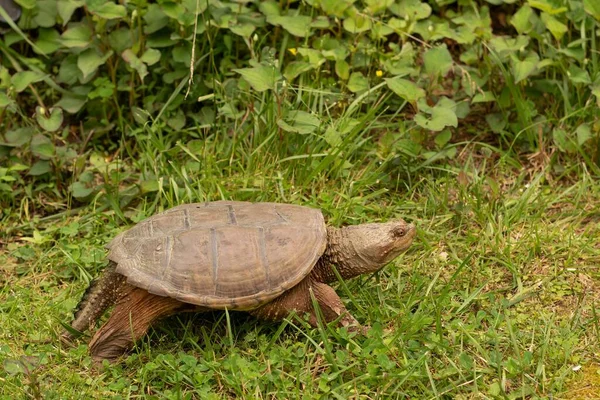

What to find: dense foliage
left=1, top=0, right=599, bottom=219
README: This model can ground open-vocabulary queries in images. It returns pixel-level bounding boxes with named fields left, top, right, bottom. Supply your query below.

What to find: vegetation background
left=1, top=0, right=600, bottom=398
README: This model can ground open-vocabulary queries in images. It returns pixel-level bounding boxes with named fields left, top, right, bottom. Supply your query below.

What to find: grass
left=1, top=121, right=599, bottom=398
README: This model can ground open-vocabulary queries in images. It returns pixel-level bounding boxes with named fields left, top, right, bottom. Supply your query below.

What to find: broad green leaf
left=0, top=91, right=14, bottom=108
left=57, top=55, right=81, bottom=84
left=584, top=0, right=600, bottom=20
left=90, top=2, right=126, bottom=19
left=283, top=61, right=313, bottom=81
left=365, top=0, right=394, bottom=14
left=11, top=71, right=44, bottom=92
left=423, top=45, right=453, bottom=77
left=141, top=48, right=161, bottom=65
left=311, top=16, right=330, bottom=29
left=323, top=118, right=360, bottom=147
left=319, top=0, right=353, bottom=17
left=35, top=0, right=58, bottom=27
left=414, top=98, right=458, bottom=131
left=132, top=106, right=149, bottom=125
left=511, top=5, right=534, bottom=33
left=3, top=359, right=24, bottom=375
left=389, top=0, right=432, bottom=20
left=568, top=65, right=591, bottom=85
left=35, top=106, right=64, bottom=132
left=343, top=14, right=372, bottom=33
left=414, top=19, right=454, bottom=41
left=277, top=111, right=321, bottom=134
left=528, top=0, right=567, bottom=14
left=485, top=113, right=508, bottom=133
left=122, top=49, right=148, bottom=81
left=540, top=12, right=568, bottom=40
left=324, top=126, right=342, bottom=146
left=322, top=46, right=348, bottom=61
left=77, top=48, right=113, bottom=79
left=370, top=21, right=394, bottom=38
left=218, top=103, right=244, bottom=120
left=163, top=68, right=187, bottom=84
left=56, top=93, right=87, bottom=113
left=472, top=91, right=495, bottom=103
left=70, top=181, right=94, bottom=198
left=335, top=60, right=350, bottom=80
left=167, top=110, right=186, bottom=131
left=297, top=48, right=326, bottom=68
left=35, top=28, right=61, bottom=55
left=269, top=15, right=312, bottom=37
left=57, top=0, right=83, bottom=24
left=229, top=24, right=256, bottom=38
left=385, top=77, right=425, bottom=102
left=455, top=101, right=470, bottom=119
left=4, top=127, right=34, bottom=147
left=108, top=27, right=133, bottom=53
left=140, top=180, right=159, bottom=194
left=511, top=52, right=539, bottom=83
left=592, top=85, right=600, bottom=106
left=488, top=36, right=530, bottom=60
left=258, top=1, right=280, bottom=18
left=172, top=45, right=192, bottom=66
left=61, top=24, right=92, bottom=48
left=234, top=65, right=282, bottom=92
left=347, top=72, right=369, bottom=93
left=28, top=161, right=52, bottom=176
left=552, top=128, right=576, bottom=153
left=434, top=129, right=452, bottom=147
left=31, top=133, right=55, bottom=159
left=143, top=4, right=169, bottom=34
left=576, top=123, right=592, bottom=146
left=560, top=39, right=586, bottom=61
left=14, top=0, right=35, bottom=9
left=160, top=2, right=185, bottom=20
left=88, top=77, right=114, bottom=100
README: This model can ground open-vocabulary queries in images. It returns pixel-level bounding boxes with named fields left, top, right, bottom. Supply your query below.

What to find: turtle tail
left=61, top=262, right=127, bottom=342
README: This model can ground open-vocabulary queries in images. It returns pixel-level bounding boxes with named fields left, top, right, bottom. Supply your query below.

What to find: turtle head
left=343, top=219, right=416, bottom=268
left=323, top=219, right=415, bottom=281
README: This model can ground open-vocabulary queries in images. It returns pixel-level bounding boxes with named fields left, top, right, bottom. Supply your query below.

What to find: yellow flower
left=288, top=48, right=297, bottom=56
left=376, top=70, right=383, bottom=77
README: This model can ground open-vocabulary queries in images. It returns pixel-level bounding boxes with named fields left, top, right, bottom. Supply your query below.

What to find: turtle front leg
left=88, top=285, right=187, bottom=362
left=251, top=278, right=364, bottom=332
left=61, top=262, right=127, bottom=343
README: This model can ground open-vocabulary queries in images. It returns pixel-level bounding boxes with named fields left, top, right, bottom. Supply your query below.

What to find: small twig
left=185, top=0, right=201, bottom=99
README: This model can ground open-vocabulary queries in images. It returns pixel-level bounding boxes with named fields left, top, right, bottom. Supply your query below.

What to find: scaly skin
left=61, top=262, right=126, bottom=343
left=64, top=219, right=416, bottom=362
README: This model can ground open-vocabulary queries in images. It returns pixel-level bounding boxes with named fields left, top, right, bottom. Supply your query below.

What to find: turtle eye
left=392, top=227, right=406, bottom=238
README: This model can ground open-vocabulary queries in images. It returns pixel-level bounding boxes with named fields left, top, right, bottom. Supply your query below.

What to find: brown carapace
left=62, top=201, right=416, bottom=361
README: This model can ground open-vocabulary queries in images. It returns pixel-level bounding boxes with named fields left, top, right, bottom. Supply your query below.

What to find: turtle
left=62, top=201, right=416, bottom=361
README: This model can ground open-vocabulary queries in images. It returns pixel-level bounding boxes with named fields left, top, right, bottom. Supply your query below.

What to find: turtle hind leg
left=61, top=262, right=127, bottom=342
left=88, top=286, right=187, bottom=362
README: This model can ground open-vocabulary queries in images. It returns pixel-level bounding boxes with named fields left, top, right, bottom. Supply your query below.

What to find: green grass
left=1, top=125, right=599, bottom=398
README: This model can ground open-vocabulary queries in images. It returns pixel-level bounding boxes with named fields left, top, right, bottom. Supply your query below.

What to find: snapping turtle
left=63, top=201, right=415, bottom=361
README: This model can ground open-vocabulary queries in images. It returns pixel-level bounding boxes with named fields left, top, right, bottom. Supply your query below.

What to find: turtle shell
left=106, top=201, right=327, bottom=310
